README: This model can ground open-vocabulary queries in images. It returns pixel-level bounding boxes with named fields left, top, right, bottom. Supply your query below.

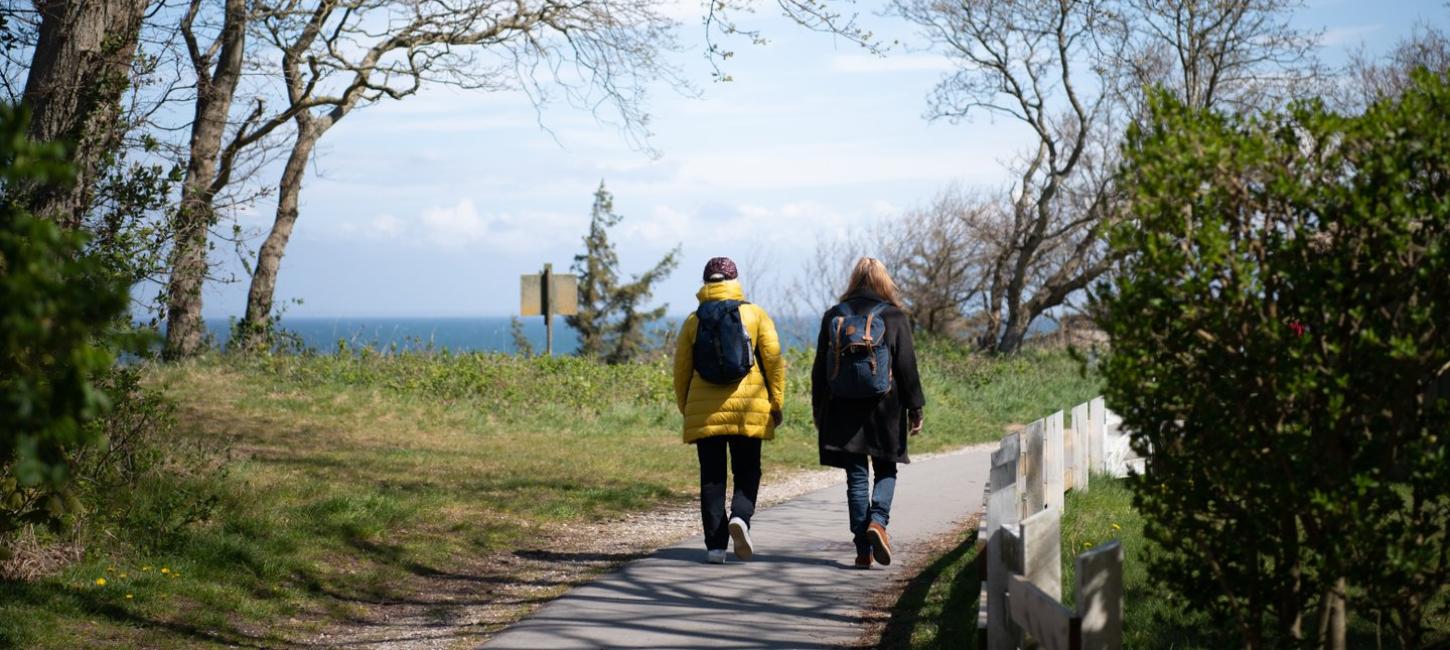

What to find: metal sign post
left=520, top=264, right=578, bottom=356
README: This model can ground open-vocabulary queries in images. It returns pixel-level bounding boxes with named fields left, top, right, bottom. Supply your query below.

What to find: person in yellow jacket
left=673, top=257, right=786, bottom=564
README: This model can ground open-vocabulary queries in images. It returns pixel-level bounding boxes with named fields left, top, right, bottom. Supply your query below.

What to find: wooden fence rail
left=976, top=396, right=1131, bottom=650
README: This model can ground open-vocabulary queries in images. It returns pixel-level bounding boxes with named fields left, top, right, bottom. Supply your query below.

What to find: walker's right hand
left=908, top=409, right=924, bottom=435
left=771, top=410, right=783, bottom=427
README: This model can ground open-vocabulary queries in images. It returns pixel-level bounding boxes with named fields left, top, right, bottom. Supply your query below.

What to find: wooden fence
left=975, top=396, right=1137, bottom=650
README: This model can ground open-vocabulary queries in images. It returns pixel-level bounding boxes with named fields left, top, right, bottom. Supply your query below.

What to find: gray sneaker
left=728, top=517, right=754, bottom=561
left=707, top=549, right=727, bottom=564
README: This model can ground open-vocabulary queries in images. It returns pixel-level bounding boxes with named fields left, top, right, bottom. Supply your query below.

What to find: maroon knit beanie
left=702, top=257, right=738, bottom=282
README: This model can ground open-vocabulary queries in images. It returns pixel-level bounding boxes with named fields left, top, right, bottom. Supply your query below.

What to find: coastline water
left=196, top=315, right=1054, bottom=355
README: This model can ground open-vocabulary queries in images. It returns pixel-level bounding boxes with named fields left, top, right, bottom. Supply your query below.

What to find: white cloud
left=1321, top=24, right=1382, bottom=46
left=420, top=200, right=489, bottom=246
left=618, top=199, right=885, bottom=251
left=831, top=53, right=956, bottom=74
left=336, top=199, right=584, bottom=252
left=654, top=0, right=708, bottom=22
left=365, top=114, right=542, bottom=134
left=868, top=199, right=899, bottom=217
left=670, top=143, right=1007, bottom=191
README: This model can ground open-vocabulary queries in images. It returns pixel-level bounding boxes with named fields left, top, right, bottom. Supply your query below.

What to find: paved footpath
left=483, top=444, right=992, bottom=649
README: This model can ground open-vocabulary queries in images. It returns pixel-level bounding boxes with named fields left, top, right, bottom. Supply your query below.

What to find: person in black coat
left=811, top=257, right=925, bottom=569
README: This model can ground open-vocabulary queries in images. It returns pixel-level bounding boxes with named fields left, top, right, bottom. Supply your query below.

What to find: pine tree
left=567, top=182, right=623, bottom=358
left=566, top=181, right=678, bottom=362
left=605, top=249, right=679, bottom=364
left=509, top=316, right=535, bottom=357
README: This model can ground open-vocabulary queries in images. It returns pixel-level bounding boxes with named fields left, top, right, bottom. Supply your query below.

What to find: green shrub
left=242, top=350, right=676, bottom=414
left=1099, top=73, right=1450, bottom=648
left=0, top=105, right=133, bottom=539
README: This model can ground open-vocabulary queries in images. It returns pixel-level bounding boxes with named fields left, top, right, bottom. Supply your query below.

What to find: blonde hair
left=839, top=257, right=905, bottom=308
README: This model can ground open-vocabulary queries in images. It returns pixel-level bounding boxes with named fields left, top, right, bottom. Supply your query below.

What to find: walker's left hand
left=908, top=409, right=924, bottom=435
left=771, top=410, right=783, bottom=427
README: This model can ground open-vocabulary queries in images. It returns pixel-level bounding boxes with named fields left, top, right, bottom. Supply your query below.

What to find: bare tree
left=1, top=7, right=40, bottom=103
left=880, top=186, right=994, bottom=337
left=162, top=0, right=251, bottom=359
left=890, top=0, right=1318, bottom=353
left=894, top=0, right=1122, bottom=353
left=702, top=0, right=880, bottom=80
left=226, top=0, right=683, bottom=351
left=1344, top=21, right=1450, bottom=109
left=773, top=231, right=869, bottom=347
left=1114, top=0, right=1320, bottom=115
left=14, top=0, right=155, bottom=228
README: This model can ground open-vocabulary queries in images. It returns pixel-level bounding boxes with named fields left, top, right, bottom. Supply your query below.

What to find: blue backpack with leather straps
left=693, top=300, right=754, bottom=384
left=827, top=301, right=893, bottom=398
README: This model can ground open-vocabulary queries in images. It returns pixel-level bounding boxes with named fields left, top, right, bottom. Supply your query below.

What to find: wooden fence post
left=1021, top=505, right=1063, bottom=602
left=992, top=523, right=1025, bottom=650
left=983, top=399, right=1124, bottom=650
left=1009, top=574, right=1076, bottom=650
left=1076, top=541, right=1124, bottom=650
left=995, top=507, right=1063, bottom=649
left=1088, top=397, right=1106, bottom=474
left=1021, top=419, right=1046, bottom=517
left=1044, top=411, right=1066, bottom=514
left=984, top=433, right=1022, bottom=650
left=987, top=433, right=1021, bottom=539
left=1070, top=402, right=1091, bottom=492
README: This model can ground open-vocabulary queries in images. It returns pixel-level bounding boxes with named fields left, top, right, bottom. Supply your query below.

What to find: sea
left=200, top=316, right=824, bottom=355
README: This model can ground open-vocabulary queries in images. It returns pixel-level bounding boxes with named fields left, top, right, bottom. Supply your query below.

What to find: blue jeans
left=844, top=454, right=897, bottom=555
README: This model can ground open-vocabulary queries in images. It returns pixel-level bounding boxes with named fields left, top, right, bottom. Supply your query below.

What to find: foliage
left=565, top=181, right=679, bottom=363
left=1099, top=73, right=1450, bottom=647
left=509, top=316, right=535, bottom=357
left=84, top=137, right=180, bottom=291
left=0, top=105, right=135, bottom=539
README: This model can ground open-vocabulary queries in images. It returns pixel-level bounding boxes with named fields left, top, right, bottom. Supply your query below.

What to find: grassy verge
left=0, top=341, right=1098, bottom=648
left=871, top=475, right=1207, bottom=649
left=878, top=474, right=1444, bottom=649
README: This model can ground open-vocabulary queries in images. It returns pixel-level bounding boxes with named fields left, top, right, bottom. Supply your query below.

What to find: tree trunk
left=996, top=311, right=1033, bottom=354
left=240, top=127, right=319, bottom=350
left=1313, top=577, right=1347, bottom=650
left=163, top=0, right=249, bottom=360
left=19, top=0, right=152, bottom=228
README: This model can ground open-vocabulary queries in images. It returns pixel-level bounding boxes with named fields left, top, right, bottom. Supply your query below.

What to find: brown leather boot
left=866, top=522, right=892, bottom=566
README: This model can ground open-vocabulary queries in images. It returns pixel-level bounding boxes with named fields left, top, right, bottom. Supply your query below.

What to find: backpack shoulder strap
left=866, top=301, right=890, bottom=317
left=836, top=301, right=855, bottom=317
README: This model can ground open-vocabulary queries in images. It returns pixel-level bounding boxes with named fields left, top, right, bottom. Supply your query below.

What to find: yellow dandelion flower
left=119, top=573, right=128, bottom=579
left=125, top=594, right=134, bottom=600
left=1082, top=542, right=1093, bottom=549
left=95, top=578, right=107, bottom=587
left=1110, top=523, right=1121, bottom=531
left=160, top=567, right=170, bottom=574
left=141, top=566, right=151, bottom=572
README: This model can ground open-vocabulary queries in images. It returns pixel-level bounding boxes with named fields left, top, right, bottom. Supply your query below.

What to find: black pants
left=696, top=435, right=762, bottom=550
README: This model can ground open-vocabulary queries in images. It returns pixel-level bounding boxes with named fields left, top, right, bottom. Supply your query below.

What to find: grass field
left=0, top=341, right=1099, bottom=648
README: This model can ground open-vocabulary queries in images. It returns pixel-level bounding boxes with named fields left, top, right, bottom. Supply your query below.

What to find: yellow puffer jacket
left=673, top=281, right=786, bottom=443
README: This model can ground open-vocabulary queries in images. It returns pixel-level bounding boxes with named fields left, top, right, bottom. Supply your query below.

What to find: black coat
left=811, top=292, right=926, bottom=466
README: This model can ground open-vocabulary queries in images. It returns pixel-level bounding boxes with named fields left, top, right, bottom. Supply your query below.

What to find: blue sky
left=197, top=0, right=1447, bottom=319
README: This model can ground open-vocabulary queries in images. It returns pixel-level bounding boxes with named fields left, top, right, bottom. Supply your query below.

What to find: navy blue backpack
left=693, top=300, right=754, bottom=384
left=827, top=301, right=893, bottom=399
